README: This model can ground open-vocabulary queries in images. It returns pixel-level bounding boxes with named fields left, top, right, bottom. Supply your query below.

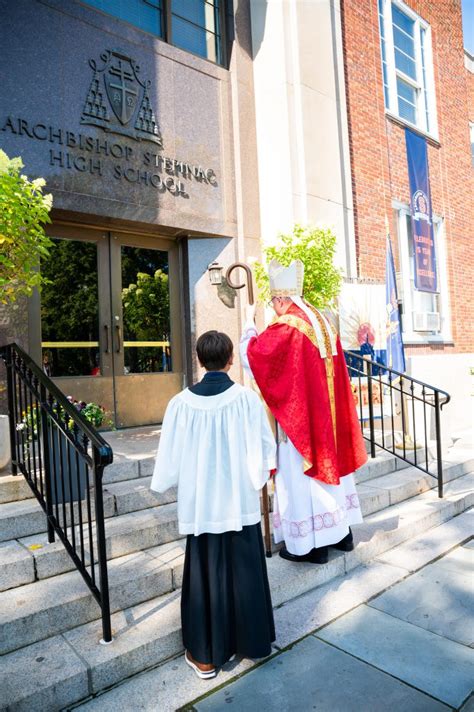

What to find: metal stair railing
left=344, top=350, right=450, bottom=497
left=1, top=343, right=114, bottom=643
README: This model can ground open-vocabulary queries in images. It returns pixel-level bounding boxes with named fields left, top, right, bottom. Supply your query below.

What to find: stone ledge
left=0, top=540, right=35, bottom=592
left=0, top=549, right=175, bottom=655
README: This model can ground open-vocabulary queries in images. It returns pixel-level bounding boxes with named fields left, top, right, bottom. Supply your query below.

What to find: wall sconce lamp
left=208, top=261, right=254, bottom=305
left=207, top=261, right=224, bottom=286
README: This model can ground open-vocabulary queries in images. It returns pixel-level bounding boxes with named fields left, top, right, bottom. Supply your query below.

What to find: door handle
left=115, top=324, right=122, bottom=353
left=104, top=324, right=109, bottom=354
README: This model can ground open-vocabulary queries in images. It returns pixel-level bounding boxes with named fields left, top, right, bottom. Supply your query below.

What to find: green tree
left=122, top=269, right=170, bottom=373
left=254, top=224, right=343, bottom=309
left=122, top=270, right=170, bottom=340
left=0, top=149, right=53, bottom=303
left=40, top=239, right=99, bottom=376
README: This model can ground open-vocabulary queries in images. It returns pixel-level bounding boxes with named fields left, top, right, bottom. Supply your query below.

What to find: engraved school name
left=1, top=116, right=218, bottom=198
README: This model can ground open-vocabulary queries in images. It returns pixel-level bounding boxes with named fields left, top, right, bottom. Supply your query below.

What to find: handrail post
left=434, top=391, right=443, bottom=498
left=366, top=358, right=376, bottom=458
left=40, top=381, right=55, bottom=544
left=93, top=447, right=112, bottom=644
left=4, top=346, right=18, bottom=475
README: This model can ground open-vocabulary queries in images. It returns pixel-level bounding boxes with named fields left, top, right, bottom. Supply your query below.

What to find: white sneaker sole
left=184, top=652, right=217, bottom=679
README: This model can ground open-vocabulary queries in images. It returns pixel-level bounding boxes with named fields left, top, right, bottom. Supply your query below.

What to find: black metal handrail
left=344, top=350, right=450, bottom=497
left=1, top=343, right=114, bottom=643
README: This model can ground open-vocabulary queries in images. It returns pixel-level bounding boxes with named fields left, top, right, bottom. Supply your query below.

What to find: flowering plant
left=66, top=397, right=113, bottom=430
left=17, top=398, right=113, bottom=437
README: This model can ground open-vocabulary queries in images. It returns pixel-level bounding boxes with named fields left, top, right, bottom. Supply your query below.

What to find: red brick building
left=341, top=0, right=474, bottom=436
left=466, top=50, right=474, bottom=159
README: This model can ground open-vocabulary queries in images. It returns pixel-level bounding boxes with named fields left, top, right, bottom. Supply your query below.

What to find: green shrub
left=0, top=149, right=53, bottom=303
left=254, top=224, right=343, bottom=309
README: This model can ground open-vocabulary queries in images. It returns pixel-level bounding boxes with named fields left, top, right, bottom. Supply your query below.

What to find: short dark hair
left=196, top=330, right=233, bottom=371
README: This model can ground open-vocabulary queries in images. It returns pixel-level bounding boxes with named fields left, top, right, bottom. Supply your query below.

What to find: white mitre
left=268, top=258, right=337, bottom=358
left=268, top=259, right=304, bottom=297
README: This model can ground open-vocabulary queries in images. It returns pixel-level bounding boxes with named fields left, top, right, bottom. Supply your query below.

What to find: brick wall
left=341, top=0, right=474, bottom=354
left=466, top=53, right=474, bottom=121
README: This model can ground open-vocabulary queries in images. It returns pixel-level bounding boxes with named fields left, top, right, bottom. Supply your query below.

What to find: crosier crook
left=226, top=262, right=272, bottom=558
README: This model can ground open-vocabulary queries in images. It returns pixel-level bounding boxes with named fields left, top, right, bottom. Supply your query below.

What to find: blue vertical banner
left=386, top=238, right=406, bottom=376
left=405, top=128, right=437, bottom=292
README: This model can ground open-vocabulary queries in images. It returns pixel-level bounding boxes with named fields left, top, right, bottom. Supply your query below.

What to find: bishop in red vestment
left=240, top=259, right=367, bottom=562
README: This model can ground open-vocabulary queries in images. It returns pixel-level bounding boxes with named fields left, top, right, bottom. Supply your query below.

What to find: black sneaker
left=330, top=528, right=354, bottom=552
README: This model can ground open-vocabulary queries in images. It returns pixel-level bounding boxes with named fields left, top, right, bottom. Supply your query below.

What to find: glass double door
left=37, top=227, right=183, bottom=428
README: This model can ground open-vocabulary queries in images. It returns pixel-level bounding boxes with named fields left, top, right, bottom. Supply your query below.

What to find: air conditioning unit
left=413, top=311, right=441, bottom=332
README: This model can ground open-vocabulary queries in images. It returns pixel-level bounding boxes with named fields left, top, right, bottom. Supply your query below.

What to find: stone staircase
left=1, top=440, right=473, bottom=711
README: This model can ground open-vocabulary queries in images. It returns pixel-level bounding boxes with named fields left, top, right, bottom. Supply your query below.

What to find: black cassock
left=181, top=371, right=275, bottom=667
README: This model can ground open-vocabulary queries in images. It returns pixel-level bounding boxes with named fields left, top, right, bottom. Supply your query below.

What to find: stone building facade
left=1, top=0, right=472, bottom=436
left=0, top=0, right=260, bottom=426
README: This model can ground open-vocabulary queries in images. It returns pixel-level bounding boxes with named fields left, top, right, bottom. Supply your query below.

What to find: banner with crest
left=405, top=127, right=437, bottom=293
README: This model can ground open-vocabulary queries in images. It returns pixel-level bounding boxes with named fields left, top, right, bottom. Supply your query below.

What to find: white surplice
left=240, top=322, right=363, bottom=555
left=150, top=383, right=276, bottom=536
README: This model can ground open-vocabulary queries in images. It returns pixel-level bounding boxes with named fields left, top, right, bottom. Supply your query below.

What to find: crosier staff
left=226, top=263, right=272, bottom=559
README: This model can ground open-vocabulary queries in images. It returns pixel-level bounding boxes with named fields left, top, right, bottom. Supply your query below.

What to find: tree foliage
left=0, top=149, right=53, bottom=303
left=40, top=238, right=99, bottom=377
left=122, top=270, right=170, bottom=341
left=254, top=224, right=343, bottom=309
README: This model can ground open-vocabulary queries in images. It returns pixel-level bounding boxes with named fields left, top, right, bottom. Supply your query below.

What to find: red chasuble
left=247, top=302, right=367, bottom=486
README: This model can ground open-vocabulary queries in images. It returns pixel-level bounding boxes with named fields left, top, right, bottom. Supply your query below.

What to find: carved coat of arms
left=81, top=49, right=163, bottom=146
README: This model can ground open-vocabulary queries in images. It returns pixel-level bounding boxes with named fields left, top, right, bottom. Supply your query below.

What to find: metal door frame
left=30, top=223, right=183, bottom=427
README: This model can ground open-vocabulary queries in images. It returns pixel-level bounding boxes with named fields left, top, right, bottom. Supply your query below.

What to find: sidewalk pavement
left=75, top=510, right=473, bottom=712
left=190, top=540, right=473, bottom=711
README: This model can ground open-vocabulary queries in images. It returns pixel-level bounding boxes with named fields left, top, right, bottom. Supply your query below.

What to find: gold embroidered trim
left=271, top=314, right=318, bottom=349
left=310, top=308, right=337, bottom=443
left=270, top=288, right=300, bottom=296
left=305, top=303, right=338, bottom=343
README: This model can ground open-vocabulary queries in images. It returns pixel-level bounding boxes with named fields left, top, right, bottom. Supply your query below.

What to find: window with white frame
left=378, top=0, right=437, bottom=136
left=395, top=206, right=450, bottom=340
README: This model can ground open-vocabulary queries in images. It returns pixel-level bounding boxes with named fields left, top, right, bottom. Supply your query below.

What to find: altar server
left=151, top=330, right=276, bottom=679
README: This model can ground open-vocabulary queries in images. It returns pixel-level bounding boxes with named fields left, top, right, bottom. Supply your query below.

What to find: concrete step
left=0, top=453, right=155, bottom=506
left=0, top=474, right=175, bottom=542
left=102, top=455, right=155, bottom=485
left=104, top=478, right=177, bottom=515
left=0, top=450, right=418, bottom=542
left=0, top=448, right=412, bottom=508
left=355, top=457, right=473, bottom=516
left=1, top=457, right=470, bottom=590
left=15, top=503, right=181, bottom=584
left=0, top=489, right=116, bottom=542
left=0, top=539, right=185, bottom=657
left=0, top=474, right=32, bottom=504
left=2, top=473, right=472, bottom=712
left=1, top=465, right=471, bottom=659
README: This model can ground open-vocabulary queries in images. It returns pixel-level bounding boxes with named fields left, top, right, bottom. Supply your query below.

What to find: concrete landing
left=103, top=425, right=160, bottom=463
left=72, top=510, right=473, bottom=712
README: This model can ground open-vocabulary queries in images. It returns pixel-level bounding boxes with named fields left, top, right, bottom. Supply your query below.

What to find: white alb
left=150, top=384, right=276, bottom=536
